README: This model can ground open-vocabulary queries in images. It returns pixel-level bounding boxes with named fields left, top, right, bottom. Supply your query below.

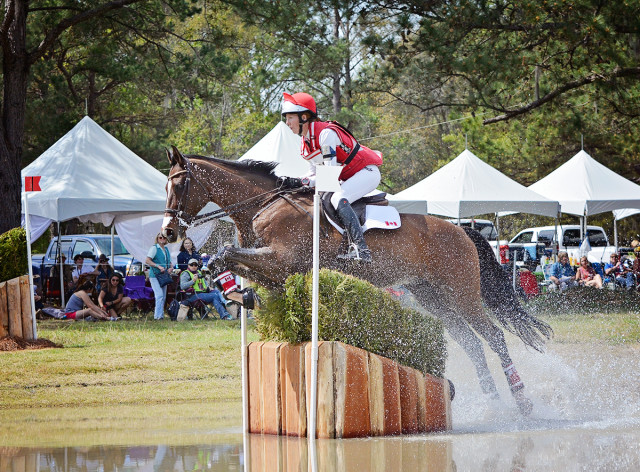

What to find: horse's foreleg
left=222, top=247, right=289, bottom=289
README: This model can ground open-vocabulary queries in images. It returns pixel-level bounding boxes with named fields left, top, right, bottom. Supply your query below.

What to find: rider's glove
left=277, top=176, right=304, bottom=189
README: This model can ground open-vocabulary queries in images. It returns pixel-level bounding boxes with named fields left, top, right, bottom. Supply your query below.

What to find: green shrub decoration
left=0, top=227, right=28, bottom=283
left=255, top=269, right=446, bottom=378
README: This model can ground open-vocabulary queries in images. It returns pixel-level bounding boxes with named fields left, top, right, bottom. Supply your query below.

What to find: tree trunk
left=331, top=6, right=342, bottom=115
left=0, top=0, right=29, bottom=233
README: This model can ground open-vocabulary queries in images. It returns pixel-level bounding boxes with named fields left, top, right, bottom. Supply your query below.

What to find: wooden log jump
left=247, top=341, right=452, bottom=438
left=0, top=275, right=34, bottom=340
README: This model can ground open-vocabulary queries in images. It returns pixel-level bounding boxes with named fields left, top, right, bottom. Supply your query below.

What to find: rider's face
left=284, top=113, right=308, bottom=136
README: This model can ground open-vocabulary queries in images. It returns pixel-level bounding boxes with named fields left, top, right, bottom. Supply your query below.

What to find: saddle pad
left=325, top=204, right=401, bottom=234
left=362, top=205, right=401, bottom=232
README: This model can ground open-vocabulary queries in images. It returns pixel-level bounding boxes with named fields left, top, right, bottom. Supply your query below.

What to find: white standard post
left=240, top=276, right=250, bottom=467
left=23, top=192, right=38, bottom=340
left=309, top=186, right=320, bottom=441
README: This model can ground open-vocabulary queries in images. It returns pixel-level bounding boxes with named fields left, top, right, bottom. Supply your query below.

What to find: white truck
left=507, top=225, right=617, bottom=267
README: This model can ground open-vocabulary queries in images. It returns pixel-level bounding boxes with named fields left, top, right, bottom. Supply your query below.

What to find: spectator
left=33, top=275, right=44, bottom=310
left=71, top=254, right=99, bottom=285
left=179, top=258, right=232, bottom=320
left=177, top=237, right=201, bottom=271
left=96, top=254, right=115, bottom=292
left=605, top=253, right=635, bottom=290
left=575, top=256, right=603, bottom=289
left=549, top=252, right=577, bottom=291
left=145, top=233, right=174, bottom=320
left=98, top=273, right=133, bottom=318
left=64, top=280, right=114, bottom=321
left=631, top=246, right=640, bottom=289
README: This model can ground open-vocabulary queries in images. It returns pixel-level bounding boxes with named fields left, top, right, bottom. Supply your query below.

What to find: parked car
left=505, top=225, right=617, bottom=268
left=32, top=234, right=143, bottom=279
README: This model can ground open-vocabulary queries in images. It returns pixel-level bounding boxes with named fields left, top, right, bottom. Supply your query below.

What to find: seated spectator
left=179, top=258, right=232, bottom=320
left=96, top=254, right=115, bottom=292
left=64, top=280, right=116, bottom=321
left=575, top=256, right=603, bottom=289
left=71, top=254, right=99, bottom=286
left=177, top=237, right=201, bottom=271
left=98, top=273, right=133, bottom=318
left=549, top=252, right=577, bottom=292
left=604, top=253, right=635, bottom=290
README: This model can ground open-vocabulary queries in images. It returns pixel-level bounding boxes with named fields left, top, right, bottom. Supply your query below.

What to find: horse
left=162, top=146, right=552, bottom=415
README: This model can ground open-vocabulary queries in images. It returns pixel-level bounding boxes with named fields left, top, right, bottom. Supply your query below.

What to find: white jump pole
left=308, top=163, right=340, bottom=471
left=240, top=275, right=250, bottom=469
left=23, top=191, right=38, bottom=340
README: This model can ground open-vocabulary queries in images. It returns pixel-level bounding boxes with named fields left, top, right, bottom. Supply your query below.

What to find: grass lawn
left=0, top=318, right=260, bottom=446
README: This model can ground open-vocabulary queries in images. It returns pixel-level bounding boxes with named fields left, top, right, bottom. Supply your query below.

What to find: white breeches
left=330, top=165, right=381, bottom=210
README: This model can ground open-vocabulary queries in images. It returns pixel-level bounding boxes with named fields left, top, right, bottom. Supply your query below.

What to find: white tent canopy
left=239, top=121, right=308, bottom=177
left=388, top=149, right=560, bottom=218
left=529, top=150, right=640, bottom=217
left=21, top=116, right=215, bottom=262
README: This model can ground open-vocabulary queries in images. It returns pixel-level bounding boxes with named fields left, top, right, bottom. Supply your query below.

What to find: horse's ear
left=171, top=145, right=186, bottom=167
left=166, top=147, right=175, bottom=166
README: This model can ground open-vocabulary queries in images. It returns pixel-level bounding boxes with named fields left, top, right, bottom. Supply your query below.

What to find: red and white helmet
left=282, top=92, right=317, bottom=117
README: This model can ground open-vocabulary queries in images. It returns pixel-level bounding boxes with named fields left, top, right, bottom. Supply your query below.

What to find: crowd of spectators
left=547, top=249, right=640, bottom=292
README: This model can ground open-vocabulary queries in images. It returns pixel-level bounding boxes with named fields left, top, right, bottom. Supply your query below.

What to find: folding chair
left=123, top=275, right=154, bottom=310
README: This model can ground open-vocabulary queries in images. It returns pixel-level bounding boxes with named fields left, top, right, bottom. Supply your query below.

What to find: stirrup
left=336, top=244, right=372, bottom=263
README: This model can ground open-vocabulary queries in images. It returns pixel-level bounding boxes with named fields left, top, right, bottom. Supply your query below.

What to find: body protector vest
left=187, top=270, right=207, bottom=293
left=302, top=121, right=382, bottom=181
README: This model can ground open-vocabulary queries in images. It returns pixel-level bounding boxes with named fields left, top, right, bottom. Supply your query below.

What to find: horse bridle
left=164, top=162, right=287, bottom=228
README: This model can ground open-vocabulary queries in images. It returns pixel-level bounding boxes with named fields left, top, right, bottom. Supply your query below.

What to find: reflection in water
left=3, top=429, right=640, bottom=471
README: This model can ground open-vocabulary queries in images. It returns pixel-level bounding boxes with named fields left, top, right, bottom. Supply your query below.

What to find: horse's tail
left=462, top=227, right=553, bottom=352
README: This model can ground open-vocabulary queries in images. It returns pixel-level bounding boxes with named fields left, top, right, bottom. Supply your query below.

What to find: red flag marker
left=25, top=176, right=42, bottom=191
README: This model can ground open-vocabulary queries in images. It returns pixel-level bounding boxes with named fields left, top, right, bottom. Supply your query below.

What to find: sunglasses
left=189, top=263, right=198, bottom=266
left=110, top=278, right=119, bottom=282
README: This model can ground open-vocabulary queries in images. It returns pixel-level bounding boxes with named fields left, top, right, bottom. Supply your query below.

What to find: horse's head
left=162, top=146, right=206, bottom=243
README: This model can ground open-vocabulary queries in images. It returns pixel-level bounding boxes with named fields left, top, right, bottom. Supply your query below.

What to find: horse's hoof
left=448, top=379, right=455, bottom=401
left=514, top=391, right=533, bottom=416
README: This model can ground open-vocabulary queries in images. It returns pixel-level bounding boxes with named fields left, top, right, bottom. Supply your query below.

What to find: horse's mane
left=186, top=154, right=280, bottom=181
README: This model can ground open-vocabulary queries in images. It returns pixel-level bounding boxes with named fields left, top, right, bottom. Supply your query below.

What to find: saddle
left=321, top=191, right=402, bottom=235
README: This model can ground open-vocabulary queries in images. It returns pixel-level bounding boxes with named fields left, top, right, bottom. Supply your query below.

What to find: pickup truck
left=32, top=234, right=143, bottom=279
left=504, top=225, right=617, bottom=268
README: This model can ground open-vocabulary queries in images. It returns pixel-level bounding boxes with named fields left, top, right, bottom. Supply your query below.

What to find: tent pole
left=110, top=225, right=115, bottom=266
left=614, top=213, right=619, bottom=253
left=495, top=212, right=500, bottom=261
left=553, top=213, right=559, bottom=262
left=58, top=221, right=66, bottom=307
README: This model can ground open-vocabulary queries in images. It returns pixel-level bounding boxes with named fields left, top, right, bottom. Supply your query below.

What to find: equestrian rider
left=280, top=92, right=382, bottom=263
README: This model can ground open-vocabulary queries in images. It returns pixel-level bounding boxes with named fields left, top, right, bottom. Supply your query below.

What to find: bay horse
left=162, top=146, right=552, bottom=415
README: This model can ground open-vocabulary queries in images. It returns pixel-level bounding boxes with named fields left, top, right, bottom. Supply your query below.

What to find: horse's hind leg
left=462, top=311, right=533, bottom=416
left=407, top=283, right=500, bottom=399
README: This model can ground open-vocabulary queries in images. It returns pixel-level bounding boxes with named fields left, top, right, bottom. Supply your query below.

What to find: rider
left=280, top=92, right=382, bottom=263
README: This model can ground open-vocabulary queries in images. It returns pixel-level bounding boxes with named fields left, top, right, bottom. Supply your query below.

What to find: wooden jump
left=247, top=341, right=452, bottom=438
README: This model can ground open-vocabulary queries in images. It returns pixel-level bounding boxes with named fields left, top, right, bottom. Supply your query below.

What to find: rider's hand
left=277, top=176, right=303, bottom=189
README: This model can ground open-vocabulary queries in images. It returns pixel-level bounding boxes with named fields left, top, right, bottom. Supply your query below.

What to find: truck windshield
left=96, top=238, right=130, bottom=256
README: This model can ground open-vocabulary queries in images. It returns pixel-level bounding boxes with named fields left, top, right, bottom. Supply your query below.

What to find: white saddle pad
left=327, top=205, right=402, bottom=235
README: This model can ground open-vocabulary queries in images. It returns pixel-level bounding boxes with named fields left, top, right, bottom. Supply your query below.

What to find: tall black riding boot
left=335, top=198, right=372, bottom=263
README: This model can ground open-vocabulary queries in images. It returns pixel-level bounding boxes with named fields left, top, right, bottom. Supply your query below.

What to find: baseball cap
left=188, top=258, right=199, bottom=265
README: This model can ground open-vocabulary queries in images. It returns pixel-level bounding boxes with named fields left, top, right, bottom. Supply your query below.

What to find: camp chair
left=539, top=264, right=554, bottom=292
left=123, top=275, right=154, bottom=306
left=175, top=290, right=211, bottom=320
